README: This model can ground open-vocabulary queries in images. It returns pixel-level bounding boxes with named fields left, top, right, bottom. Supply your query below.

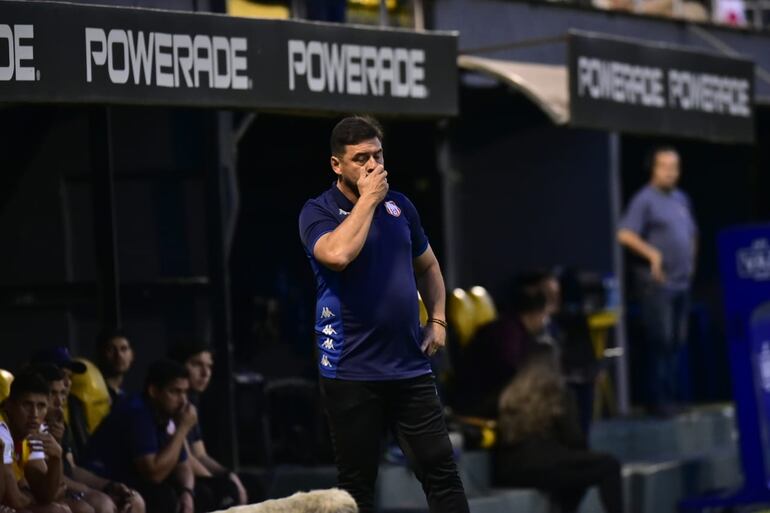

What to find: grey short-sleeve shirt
left=620, top=185, right=697, bottom=290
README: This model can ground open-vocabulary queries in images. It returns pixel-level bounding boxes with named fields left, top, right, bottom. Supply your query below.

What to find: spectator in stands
left=618, top=146, right=697, bottom=416
left=168, top=337, right=247, bottom=509
left=95, top=331, right=135, bottom=403
left=597, top=0, right=708, bottom=21
left=31, top=348, right=90, bottom=457
left=542, top=268, right=599, bottom=438
left=0, top=371, right=69, bottom=513
left=454, top=276, right=552, bottom=417
left=84, top=361, right=197, bottom=513
left=33, top=364, right=144, bottom=513
left=495, top=355, right=623, bottom=513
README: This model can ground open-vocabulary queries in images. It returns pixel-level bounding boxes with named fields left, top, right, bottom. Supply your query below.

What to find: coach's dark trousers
left=321, top=373, right=470, bottom=513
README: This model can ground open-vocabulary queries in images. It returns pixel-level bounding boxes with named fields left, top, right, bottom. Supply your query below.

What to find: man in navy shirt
left=299, top=117, right=469, bottom=513
left=168, top=337, right=248, bottom=508
left=618, top=146, right=698, bottom=415
left=85, top=360, right=198, bottom=513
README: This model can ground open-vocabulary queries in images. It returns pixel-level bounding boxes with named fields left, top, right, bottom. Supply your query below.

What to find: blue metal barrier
left=681, top=224, right=770, bottom=511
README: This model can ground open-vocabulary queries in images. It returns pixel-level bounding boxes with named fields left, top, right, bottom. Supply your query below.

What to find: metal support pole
left=291, top=0, right=305, bottom=19
left=89, top=107, right=121, bottom=332
left=413, top=0, right=425, bottom=30
left=205, top=111, right=239, bottom=468
left=437, top=121, right=459, bottom=290
left=608, top=131, right=630, bottom=415
left=59, top=175, right=78, bottom=351
left=379, top=0, right=388, bottom=26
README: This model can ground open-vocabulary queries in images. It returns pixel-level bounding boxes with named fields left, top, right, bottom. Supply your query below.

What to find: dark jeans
left=640, top=281, right=690, bottom=409
left=195, top=475, right=240, bottom=511
left=321, top=374, right=470, bottom=513
left=133, top=481, right=178, bottom=513
left=568, top=382, right=595, bottom=439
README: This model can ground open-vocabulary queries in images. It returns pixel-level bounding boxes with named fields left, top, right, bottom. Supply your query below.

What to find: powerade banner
left=0, top=0, right=458, bottom=116
left=568, top=31, right=754, bottom=143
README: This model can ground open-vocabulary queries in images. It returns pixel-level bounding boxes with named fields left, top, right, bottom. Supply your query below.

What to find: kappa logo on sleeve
left=384, top=201, right=401, bottom=217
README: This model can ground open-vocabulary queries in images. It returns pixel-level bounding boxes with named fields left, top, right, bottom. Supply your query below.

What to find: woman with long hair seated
left=494, top=354, right=624, bottom=513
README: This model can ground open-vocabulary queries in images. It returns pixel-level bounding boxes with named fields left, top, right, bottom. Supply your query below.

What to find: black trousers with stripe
left=320, top=373, right=469, bottom=513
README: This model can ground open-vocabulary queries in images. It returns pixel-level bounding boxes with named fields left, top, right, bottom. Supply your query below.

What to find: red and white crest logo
left=385, top=200, right=402, bottom=217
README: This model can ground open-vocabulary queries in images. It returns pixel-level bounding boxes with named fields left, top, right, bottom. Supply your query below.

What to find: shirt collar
left=329, top=181, right=355, bottom=212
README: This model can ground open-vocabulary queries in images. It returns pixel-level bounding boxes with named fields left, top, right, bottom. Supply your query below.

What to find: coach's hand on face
left=357, top=164, right=388, bottom=204
left=421, top=322, right=446, bottom=357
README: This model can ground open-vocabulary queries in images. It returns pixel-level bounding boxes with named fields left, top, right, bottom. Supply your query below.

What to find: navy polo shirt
left=299, top=183, right=432, bottom=380
left=84, top=394, right=187, bottom=487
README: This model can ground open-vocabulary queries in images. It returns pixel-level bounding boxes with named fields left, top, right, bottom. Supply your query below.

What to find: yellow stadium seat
left=227, top=0, right=290, bottom=19
left=0, top=369, right=13, bottom=403
left=588, top=310, right=619, bottom=419
left=69, top=358, right=111, bottom=433
left=418, top=292, right=429, bottom=327
left=448, top=288, right=477, bottom=347
left=468, top=286, right=498, bottom=330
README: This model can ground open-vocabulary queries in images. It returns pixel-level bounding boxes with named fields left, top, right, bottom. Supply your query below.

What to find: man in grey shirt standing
left=618, top=146, right=698, bottom=415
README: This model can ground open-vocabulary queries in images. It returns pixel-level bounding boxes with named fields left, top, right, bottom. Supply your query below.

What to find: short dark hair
left=516, top=269, right=555, bottom=289
left=9, top=370, right=51, bottom=401
left=509, top=271, right=549, bottom=314
left=512, top=287, right=547, bottom=314
left=167, top=337, right=213, bottom=365
left=143, top=360, right=188, bottom=395
left=96, top=329, right=129, bottom=351
left=645, top=145, right=679, bottom=173
left=25, top=363, right=64, bottom=384
left=330, top=116, right=383, bottom=157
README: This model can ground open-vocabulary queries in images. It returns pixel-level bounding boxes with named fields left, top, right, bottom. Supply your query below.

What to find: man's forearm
left=3, top=466, right=31, bottom=510
left=618, top=229, right=659, bottom=263
left=30, top=457, right=62, bottom=503
left=314, top=196, right=378, bottom=270
left=63, top=476, right=89, bottom=493
left=174, top=461, right=194, bottom=491
left=417, top=261, right=446, bottom=321
left=143, top=430, right=190, bottom=483
left=200, top=454, right=228, bottom=476
left=70, top=464, right=108, bottom=490
left=188, top=453, right=212, bottom=478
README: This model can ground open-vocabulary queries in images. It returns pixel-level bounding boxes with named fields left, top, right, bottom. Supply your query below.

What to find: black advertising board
left=568, top=31, right=754, bottom=143
left=0, top=0, right=458, bottom=116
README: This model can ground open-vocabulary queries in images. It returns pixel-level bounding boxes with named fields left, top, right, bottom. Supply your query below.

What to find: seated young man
left=0, top=371, right=70, bottom=513
left=30, top=348, right=90, bottom=458
left=84, top=361, right=198, bottom=513
left=94, top=331, right=135, bottom=403
left=168, top=338, right=247, bottom=509
left=33, top=364, right=145, bottom=513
